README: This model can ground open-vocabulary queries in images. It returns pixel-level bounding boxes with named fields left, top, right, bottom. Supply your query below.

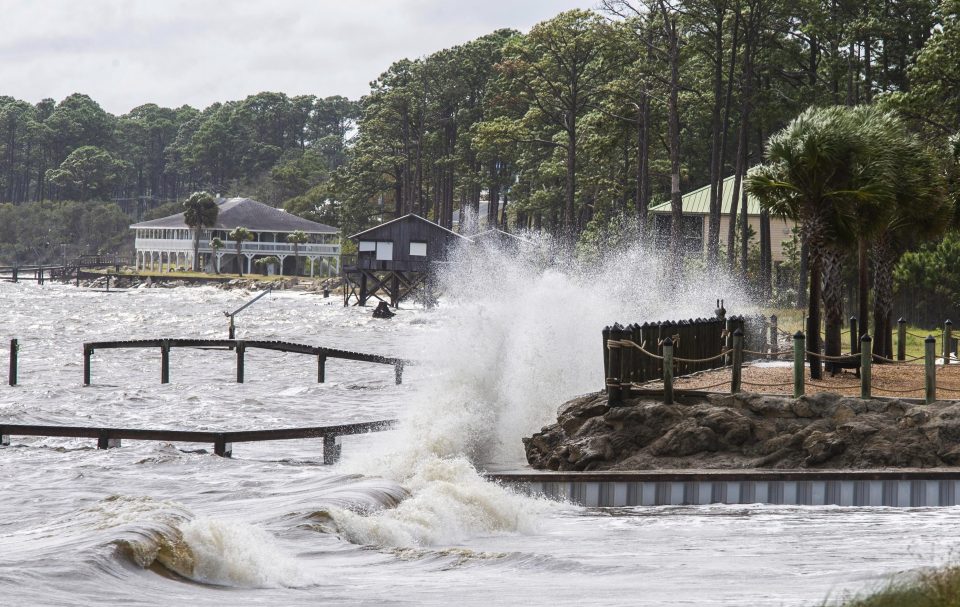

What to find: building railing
left=134, top=238, right=340, bottom=256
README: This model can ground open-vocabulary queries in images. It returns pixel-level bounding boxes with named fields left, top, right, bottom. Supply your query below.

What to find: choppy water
left=1, top=264, right=957, bottom=605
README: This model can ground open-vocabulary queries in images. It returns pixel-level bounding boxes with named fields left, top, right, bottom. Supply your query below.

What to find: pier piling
left=793, top=331, right=805, bottom=398
left=860, top=334, right=872, bottom=399
left=731, top=329, right=743, bottom=394
left=8, top=339, right=17, bottom=387
left=926, top=336, right=937, bottom=404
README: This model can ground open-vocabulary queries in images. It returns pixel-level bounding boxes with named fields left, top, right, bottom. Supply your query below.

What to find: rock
left=523, top=390, right=960, bottom=471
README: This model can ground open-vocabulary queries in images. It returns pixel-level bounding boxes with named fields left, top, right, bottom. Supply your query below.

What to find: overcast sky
left=3, top=0, right=596, bottom=115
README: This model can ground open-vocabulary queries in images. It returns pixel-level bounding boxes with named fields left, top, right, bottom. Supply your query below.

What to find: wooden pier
left=83, top=338, right=407, bottom=385
left=0, top=419, right=397, bottom=464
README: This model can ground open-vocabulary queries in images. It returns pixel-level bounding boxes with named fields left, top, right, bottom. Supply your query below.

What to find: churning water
left=1, top=242, right=958, bottom=606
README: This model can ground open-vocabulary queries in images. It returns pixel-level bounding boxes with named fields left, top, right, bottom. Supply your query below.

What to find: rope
left=935, top=385, right=960, bottom=393
left=673, top=350, right=730, bottom=364
left=673, top=380, right=733, bottom=391
left=741, top=379, right=797, bottom=388
left=622, top=339, right=665, bottom=361
left=906, top=331, right=935, bottom=339
left=806, top=380, right=862, bottom=389
left=871, top=385, right=927, bottom=395
left=871, top=353, right=924, bottom=364
left=804, top=351, right=860, bottom=362
left=743, top=349, right=794, bottom=357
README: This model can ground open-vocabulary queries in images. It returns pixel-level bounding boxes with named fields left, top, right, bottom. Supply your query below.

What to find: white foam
left=335, top=235, right=750, bottom=548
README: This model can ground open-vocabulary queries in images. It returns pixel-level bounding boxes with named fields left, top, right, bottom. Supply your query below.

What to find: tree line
left=3, top=0, right=960, bottom=295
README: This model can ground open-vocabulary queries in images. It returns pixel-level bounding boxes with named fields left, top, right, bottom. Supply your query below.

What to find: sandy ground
left=640, top=359, right=960, bottom=398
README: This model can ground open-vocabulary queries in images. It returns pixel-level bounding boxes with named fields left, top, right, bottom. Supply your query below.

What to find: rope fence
left=605, top=315, right=955, bottom=406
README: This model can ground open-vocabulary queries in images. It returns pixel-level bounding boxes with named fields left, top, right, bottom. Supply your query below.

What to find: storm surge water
left=330, top=236, right=750, bottom=549
left=2, top=240, right=954, bottom=606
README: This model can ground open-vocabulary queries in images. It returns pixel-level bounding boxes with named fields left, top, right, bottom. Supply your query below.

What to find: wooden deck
left=0, top=419, right=397, bottom=463
left=83, top=338, right=407, bottom=385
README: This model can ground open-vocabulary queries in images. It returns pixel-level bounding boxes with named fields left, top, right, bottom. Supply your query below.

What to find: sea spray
left=333, top=234, right=750, bottom=548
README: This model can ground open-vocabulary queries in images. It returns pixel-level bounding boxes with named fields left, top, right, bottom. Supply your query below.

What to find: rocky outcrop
left=523, top=392, right=960, bottom=471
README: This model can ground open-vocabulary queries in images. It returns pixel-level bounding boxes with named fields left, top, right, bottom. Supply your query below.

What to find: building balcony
left=134, top=238, right=341, bottom=257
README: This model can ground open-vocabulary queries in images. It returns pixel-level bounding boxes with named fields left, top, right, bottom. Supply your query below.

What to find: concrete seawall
left=487, top=469, right=960, bottom=507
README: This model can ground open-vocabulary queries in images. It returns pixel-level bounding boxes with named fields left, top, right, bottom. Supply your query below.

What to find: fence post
left=897, top=318, right=907, bottom=362
left=160, top=340, right=170, bottom=384
left=926, top=335, right=936, bottom=405
left=731, top=329, right=743, bottom=394
left=236, top=341, right=246, bottom=383
left=662, top=336, right=674, bottom=405
left=8, top=339, right=17, bottom=387
left=602, top=326, right=611, bottom=390
left=317, top=354, right=326, bottom=383
left=621, top=324, right=634, bottom=400
left=769, top=314, right=779, bottom=359
left=606, top=325, right=622, bottom=405
left=724, top=318, right=733, bottom=366
left=860, top=334, right=872, bottom=399
left=850, top=316, right=859, bottom=354
left=394, top=361, right=404, bottom=385
left=944, top=320, right=953, bottom=365
left=793, top=331, right=805, bottom=398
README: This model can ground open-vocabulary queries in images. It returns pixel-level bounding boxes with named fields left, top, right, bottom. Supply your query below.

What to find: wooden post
left=897, top=318, right=907, bottom=362
left=228, top=316, right=236, bottom=340
left=926, top=335, right=937, bottom=405
left=160, top=340, right=170, bottom=384
left=662, top=336, right=674, bottom=405
left=8, top=339, right=17, bottom=386
left=724, top=318, right=733, bottom=366
left=769, top=314, right=779, bottom=359
left=607, top=325, right=623, bottom=405
left=317, top=354, right=326, bottom=383
left=323, top=434, right=342, bottom=465
left=236, top=341, right=246, bottom=383
left=602, top=326, right=611, bottom=389
left=214, top=434, right=232, bottom=457
left=793, top=331, right=805, bottom=398
left=850, top=316, right=858, bottom=354
left=83, top=345, right=92, bottom=385
left=860, top=334, right=872, bottom=399
left=731, top=329, right=743, bottom=394
left=97, top=430, right=121, bottom=450
left=621, top=324, right=634, bottom=400
left=945, top=320, right=953, bottom=365
left=394, top=361, right=404, bottom=385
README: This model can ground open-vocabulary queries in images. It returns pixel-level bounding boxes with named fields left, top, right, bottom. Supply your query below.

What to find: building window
left=410, top=242, right=427, bottom=256
left=359, top=241, right=376, bottom=252
left=376, top=241, right=393, bottom=261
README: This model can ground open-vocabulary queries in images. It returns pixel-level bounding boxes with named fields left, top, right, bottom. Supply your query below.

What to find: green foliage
left=895, top=231, right=960, bottom=308
left=0, top=200, right=130, bottom=264
left=46, top=145, right=127, bottom=201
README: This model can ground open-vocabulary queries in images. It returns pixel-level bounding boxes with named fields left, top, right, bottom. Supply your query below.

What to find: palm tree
left=228, top=227, right=253, bottom=277
left=870, top=134, right=950, bottom=358
left=287, top=230, right=308, bottom=276
left=747, top=106, right=877, bottom=379
left=210, top=237, right=224, bottom=274
left=183, top=191, right=219, bottom=272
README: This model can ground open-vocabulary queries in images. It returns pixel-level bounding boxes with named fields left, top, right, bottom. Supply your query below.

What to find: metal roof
left=350, top=214, right=470, bottom=240
left=130, top=197, right=338, bottom=233
left=649, top=175, right=765, bottom=216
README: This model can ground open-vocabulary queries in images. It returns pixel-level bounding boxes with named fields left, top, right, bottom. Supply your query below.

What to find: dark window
left=653, top=214, right=704, bottom=255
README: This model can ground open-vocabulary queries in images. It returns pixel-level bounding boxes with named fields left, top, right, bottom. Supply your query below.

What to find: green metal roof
left=649, top=175, right=764, bottom=216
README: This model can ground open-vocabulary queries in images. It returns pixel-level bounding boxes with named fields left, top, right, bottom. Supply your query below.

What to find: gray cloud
left=3, top=0, right=595, bottom=114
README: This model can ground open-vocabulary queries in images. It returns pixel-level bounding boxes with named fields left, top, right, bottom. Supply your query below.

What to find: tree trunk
left=759, top=208, right=771, bottom=299
left=857, top=238, right=869, bottom=343
left=872, top=235, right=895, bottom=359
left=706, top=4, right=725, bottom=267
left=636, top=98, right=651, bottom=228
left=821, top=245, right=845, bottom=371
left=666, top=20, right=683, bottom=270
left=808, top=256, right=823, bottom=380
left=565, top=121, right=577, bottom=237
left=192, top=228, right=201, bottom=272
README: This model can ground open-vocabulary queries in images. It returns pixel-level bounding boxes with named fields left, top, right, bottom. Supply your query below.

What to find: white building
left=130, top=197, right=341, bottom=276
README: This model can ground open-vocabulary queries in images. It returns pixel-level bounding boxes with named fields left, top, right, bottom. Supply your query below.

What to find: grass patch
left=831, top=566, right=960, bottom=606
